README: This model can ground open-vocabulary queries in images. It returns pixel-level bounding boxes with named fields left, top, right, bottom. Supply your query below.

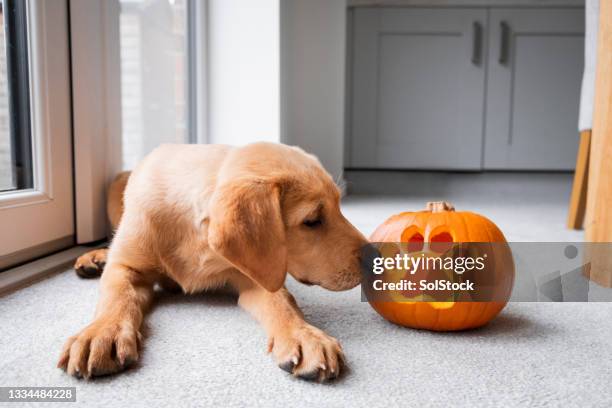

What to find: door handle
left=471, top=21, right=482, bottom=65
left=499, top=21, right=510, bottom=65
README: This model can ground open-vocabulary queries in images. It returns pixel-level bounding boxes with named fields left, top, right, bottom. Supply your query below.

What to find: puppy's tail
left=74, top=171, right=131, bottom=278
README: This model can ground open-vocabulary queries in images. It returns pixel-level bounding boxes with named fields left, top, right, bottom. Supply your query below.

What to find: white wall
left=207, top=0, right=347, bottom=179
left=280, top=0, right=347, bottom=180
left=208, top=0, right=281, bottom=145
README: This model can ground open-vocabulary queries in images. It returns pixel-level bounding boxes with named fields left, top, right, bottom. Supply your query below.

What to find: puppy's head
left=208, top=142, right=368, bottom=292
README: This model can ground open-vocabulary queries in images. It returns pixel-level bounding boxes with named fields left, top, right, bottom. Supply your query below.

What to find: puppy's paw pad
left=75, top=266, right=103, bottom=279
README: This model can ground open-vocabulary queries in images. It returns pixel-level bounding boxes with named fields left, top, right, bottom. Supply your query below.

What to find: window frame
left=2, top=0, right=33, bottom=191
left=0, top=0, right=74, bottom=270
left=70, top=0, right=122, bottom=244
left=187, top=0, right=209, bottom=144
left=1, top=0, right=210, bottom=270
left=71, top=0, right=208, bottom=244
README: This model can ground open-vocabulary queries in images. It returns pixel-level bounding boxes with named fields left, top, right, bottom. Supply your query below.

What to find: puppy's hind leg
left=75, top=249, right=108, bottom=278
left=74, top=171, right=131, bottom=279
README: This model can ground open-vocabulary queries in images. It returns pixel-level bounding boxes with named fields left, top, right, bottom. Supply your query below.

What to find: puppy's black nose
left=359, top=243, right=380, bottom=275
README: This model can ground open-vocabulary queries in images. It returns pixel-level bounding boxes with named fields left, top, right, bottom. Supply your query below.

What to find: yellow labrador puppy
left=59, top=142, right=367, bottom=382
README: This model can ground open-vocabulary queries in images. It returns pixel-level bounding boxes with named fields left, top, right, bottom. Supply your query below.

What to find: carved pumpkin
left=367, top=202, right=514, bottom=331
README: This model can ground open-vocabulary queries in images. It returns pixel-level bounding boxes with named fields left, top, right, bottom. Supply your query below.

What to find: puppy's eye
left=303, top=218, right=322, bottom=228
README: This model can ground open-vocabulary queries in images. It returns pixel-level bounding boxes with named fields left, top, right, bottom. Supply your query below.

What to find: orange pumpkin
left=367, top=201, right=514, bottom=331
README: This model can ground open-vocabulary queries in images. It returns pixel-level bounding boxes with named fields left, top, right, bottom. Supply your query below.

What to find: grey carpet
left=2, top=180, right=610, bottom=407
left=1, top=270, right=612, bottom=407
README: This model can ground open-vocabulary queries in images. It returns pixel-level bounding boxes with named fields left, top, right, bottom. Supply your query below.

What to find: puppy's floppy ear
left=208, top=179, right=287, bottom=292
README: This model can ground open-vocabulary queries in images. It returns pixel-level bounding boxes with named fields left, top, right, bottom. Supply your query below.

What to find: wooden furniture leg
left=567, top=130, right=591, bottom=229
left=584, top=1, right=612, bottom=288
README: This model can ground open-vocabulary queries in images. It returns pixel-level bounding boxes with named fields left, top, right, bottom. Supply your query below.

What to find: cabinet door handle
left=499, top=21, right=510, bottom=65
left=471, top=21, right=482, bottom=65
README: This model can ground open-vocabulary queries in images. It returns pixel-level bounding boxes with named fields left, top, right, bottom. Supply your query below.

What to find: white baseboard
left=0, top=245, right=104, bottom=297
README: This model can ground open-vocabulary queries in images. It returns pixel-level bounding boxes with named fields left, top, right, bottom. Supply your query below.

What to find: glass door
left=0, top=0, right=74, bottom=269
left=119, top=0, right=193, bottom=170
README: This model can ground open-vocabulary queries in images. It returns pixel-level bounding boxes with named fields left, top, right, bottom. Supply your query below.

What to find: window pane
left=0, top=0, right=32, bottom=192
left=119, top=0, right=189, bottom=170
left=0, top=4, right=12, bottom=190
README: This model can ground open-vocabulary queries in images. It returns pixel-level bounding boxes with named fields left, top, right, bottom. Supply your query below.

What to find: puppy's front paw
left=57, top=319, right=141, bottom=379
left=270, top=324, right=345, bottom=382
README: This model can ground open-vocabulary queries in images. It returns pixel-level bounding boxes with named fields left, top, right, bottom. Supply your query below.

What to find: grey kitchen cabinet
left=349, top=8, right=487, bottom=170
left=484, top=9, right=584, bottom=170
left=348, top=7, right=584, bottom=170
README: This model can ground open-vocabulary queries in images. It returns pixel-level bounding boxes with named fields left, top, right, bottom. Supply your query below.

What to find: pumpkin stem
left=426, top=201, right=455, bottom=212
